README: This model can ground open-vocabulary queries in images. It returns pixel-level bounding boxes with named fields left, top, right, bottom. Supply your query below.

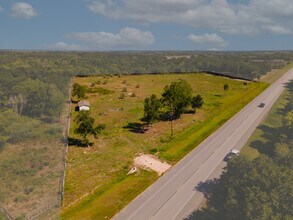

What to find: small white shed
left=78, top=100, right=90, bottom=111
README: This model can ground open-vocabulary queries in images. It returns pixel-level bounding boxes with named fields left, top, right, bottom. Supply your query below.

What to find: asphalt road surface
left=113, top=68, right=293, bottom=220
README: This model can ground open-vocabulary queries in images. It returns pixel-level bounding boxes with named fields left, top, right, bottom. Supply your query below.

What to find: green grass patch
left=161, top=82, right=268, bottom=162
left=62, top=73, right=268, bottom=219
left=88, top=87, right=115, bottom=95
left=242, top=89, right=290, bottom=160
left=0, top=212, right=7, bottom=220
left=61, top=171, right=158, bottom=220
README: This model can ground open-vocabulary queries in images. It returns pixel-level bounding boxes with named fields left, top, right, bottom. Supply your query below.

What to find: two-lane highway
left=113, top=68, right=293, bottom=220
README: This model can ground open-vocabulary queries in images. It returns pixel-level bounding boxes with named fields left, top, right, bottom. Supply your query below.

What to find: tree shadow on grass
left=68, top=137, right=93, bottom=147
left=274, top=82, right=293, bottom=116
left=123, top=122, right=147, bottom=134
left=250, top=80, right=293, bottom=156
left=282, top=81, right=293, bottom=113
left=249, top=125, right=281, bottom=157
left=284, top=80, right=293, bottom=94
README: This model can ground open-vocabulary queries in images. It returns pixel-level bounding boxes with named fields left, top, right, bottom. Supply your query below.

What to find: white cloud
left=187, top=33, right=227, bottom=46
left=70, top=27, right=154, bottom=49
left=0, top=6, right=4, bottom=12
left=88, top=0, right=293, bottom=35
left=262, top=25, right=291, bottom=35
left=43, top=42, right=88, bottom=51
left=207, top=48, right=221, bottom=51
left=11, top=2, right=37, bottom=19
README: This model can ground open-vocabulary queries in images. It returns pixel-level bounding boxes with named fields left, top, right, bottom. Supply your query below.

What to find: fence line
left=0, top=80, right=72, bottom=220
left=26, top=199, right=60, bottom=220
left=28, top=80, right=72, bottom=220
left=59, top=79, right=72, bottom=204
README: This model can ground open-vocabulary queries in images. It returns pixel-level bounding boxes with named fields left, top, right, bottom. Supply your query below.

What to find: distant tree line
left=1, top=51, right=292, bottom=81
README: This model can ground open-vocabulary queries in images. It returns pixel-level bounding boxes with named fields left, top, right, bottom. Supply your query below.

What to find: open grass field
left=62, top=73, right=268, bottom=219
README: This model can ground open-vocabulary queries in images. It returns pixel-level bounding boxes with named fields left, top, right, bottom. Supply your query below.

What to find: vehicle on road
left=224, top=149, right=240, bottom=162
left=258, top=103, right=265, bottom=108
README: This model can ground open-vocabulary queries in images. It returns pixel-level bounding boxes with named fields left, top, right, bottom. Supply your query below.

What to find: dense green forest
left=1, top=50, right=293, bottom=79
left=186, top=81, right=293, bottom=220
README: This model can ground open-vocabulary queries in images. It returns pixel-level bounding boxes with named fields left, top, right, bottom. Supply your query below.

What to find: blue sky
left=1, top=0, right=293, bottom=51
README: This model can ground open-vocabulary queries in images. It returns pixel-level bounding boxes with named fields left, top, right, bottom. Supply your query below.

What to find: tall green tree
left=144, top=94, right=161, bottom=125
left=74, top=111, right=105, bottom=146
left=72, top=83, right=87, bottom=100
left=161, top=80, right=193, bottom=136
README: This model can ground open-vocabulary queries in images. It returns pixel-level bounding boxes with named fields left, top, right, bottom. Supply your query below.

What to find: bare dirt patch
left=134, top=154, right=171, bottom=175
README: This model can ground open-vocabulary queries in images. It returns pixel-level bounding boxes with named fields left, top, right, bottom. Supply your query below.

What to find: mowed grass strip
left=62, top=73, right=268, bottom=219
left=242, top=89, right=290, bottom=160
left=161, top=82, right=268, bottom=162
left=61, top=171, right=157, bottom=220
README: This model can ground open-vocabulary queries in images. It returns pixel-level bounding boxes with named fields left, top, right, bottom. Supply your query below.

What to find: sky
left=1, top=0, right=293, bottom=51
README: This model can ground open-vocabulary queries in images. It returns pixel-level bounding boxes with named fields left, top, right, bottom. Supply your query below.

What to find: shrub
left=119, top=93, right=125, bottom=99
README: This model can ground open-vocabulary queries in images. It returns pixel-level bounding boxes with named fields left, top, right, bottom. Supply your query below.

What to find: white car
left=230, top=149, right=240, bottom=155
left=224, top=149, right=240, bottom=161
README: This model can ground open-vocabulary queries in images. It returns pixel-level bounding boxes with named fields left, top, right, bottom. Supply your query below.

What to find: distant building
left=78, top=100, right=90, bottom=111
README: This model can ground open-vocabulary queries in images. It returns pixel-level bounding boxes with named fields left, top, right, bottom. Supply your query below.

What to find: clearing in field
left=134, top=154, right=171, bottom=175
left=62, top=73, right=268, bottom=219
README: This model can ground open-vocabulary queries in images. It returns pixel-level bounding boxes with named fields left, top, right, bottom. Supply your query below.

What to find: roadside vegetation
left=186, top=80, right=293, bottom=220
left=62, top=73, right=267, bottom=219
left=260, top=62, right=293, bottom=84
